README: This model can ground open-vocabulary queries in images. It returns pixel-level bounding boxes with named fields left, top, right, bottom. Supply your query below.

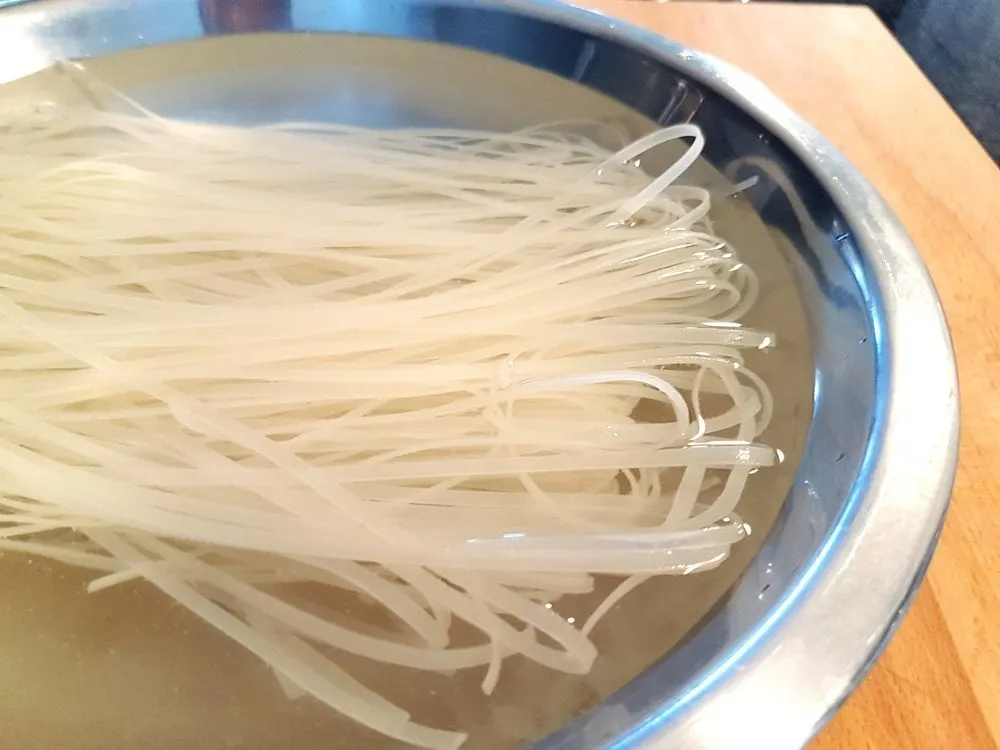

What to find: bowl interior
left=0, top=2, right=882, bottom=748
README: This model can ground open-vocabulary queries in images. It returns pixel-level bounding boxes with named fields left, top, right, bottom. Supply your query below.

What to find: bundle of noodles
left=0, top=66, right=775, bottom=749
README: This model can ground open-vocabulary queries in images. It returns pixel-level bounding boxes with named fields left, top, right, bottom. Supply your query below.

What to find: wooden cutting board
left=582, top=3, right=1000, bottom=748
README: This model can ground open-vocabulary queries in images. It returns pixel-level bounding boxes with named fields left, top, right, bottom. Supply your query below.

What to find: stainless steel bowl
left=0, top=1, right=959, bottom=748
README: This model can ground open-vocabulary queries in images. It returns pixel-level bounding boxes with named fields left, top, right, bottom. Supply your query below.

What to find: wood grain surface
left=580, top=3, right=1000, bottom=748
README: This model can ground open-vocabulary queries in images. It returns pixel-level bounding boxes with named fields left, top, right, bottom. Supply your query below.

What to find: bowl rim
left=0, top=0, right=960, bottom=747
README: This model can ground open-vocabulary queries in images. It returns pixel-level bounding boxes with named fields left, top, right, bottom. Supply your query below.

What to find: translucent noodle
left=0, top=63, right=778, bottom=749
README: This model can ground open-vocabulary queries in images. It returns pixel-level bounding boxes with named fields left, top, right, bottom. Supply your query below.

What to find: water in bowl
left=0, top=33, right=812, bottom=750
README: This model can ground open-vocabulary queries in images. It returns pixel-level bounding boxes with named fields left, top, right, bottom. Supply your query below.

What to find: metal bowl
left=0, top=1, right=959, bottom=748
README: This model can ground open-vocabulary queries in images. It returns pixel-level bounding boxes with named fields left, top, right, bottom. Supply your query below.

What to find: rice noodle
left=0, top=63, right=778, bottom=749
